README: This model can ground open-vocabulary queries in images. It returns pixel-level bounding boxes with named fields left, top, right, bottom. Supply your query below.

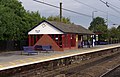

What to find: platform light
left=55, top=37, right=58, bottom=40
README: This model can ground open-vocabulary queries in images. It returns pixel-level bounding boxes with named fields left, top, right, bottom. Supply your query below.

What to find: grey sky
left=20, top=0, right=120, bottom=28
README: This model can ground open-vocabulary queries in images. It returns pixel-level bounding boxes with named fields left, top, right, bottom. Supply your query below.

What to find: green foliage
left=108, top=27, right=117, bottom=38
left=117, top=25, right=120, bottom=40
left=89, top=17, right=108, bottom=41
left=117, top=25, right=120, bottom=30
left=47, top=15, right=71, bottom=24
left=0, top=0, right=45, bottom=40
left=107, top=27, right=120, bottom=43
left=0, top=0, right=26, bottom=40
left=0, top=0, right=71, bottom=40
left=89, top=17, right=107, bottom=32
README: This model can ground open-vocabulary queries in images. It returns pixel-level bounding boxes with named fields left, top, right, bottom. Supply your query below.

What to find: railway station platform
left=0, top=44, right=120, bottom=71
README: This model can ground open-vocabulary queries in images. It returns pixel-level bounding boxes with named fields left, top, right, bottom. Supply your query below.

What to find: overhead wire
left=107, top=2, right=120, bottom=10
left=102, top=1, right=120, bottom=14
left=33, top=0, right=91, bottom=18
left=73, top=0, right=120, bottom=18
left=73, top=0, right=99, bottom=11
left=108, top=6, right=120, bottom=14
left=33, top=0, right=120, bottom=25
left=100, top=0, right=120, bottom=14
left=74, top=0, right=120, bottom=25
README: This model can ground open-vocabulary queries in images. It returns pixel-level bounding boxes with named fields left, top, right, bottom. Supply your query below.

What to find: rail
left=99, top=64, right=120, bottom=77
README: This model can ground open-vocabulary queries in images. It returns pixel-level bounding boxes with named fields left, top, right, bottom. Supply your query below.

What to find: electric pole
left=60, top=2, right=62, bottom=22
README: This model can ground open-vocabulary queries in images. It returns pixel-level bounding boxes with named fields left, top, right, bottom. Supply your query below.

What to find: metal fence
left=0, top=40, right=28, bottom=51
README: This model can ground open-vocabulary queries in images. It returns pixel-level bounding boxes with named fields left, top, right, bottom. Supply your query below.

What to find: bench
left=23, top=46, right=38, bottom=55
left=42, top=45, right=53, bottom=52
left=34, top=45, right=53, bottom=53
left=99, top=41, right=108, bottom=45
left=34, top=45, right=42, bottom=50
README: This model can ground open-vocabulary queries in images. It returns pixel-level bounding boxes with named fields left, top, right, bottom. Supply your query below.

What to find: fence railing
left=0, top=40, right=28, bottom=51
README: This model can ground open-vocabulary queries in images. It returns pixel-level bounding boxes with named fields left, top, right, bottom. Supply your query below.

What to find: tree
left=0, top=0, right=26, bottom=40
left=117, top=25, right=120, bottom=30
left=0, top=0, right=72, bottom=40
left=89, top=17, right=108, bottom=41
left=0, top=0, right=45, bottom=40
left=108, top=27, right=119, bottom=43
left=89, top=17, right=107, bottom=32
left=47, top=15, right=71, bottom=24
left=117, top=25, right=120, bottom=42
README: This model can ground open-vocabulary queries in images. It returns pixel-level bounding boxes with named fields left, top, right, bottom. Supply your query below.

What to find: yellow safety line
left=51, top=54, right=61, bottom=58
left=0, top=65, right=3, bottom=68
left=36, top=56, right=45, bottom=59
left=35, top=57, right=43, bottom=60
left=35, top=57, right=42, bottom=61
left=19, top=60, right=26, bottom=63
left=14, top=60, right=22, bottom=63
left=26, top=58, right=36, bottom=61
left=9, top=62, right=16, bottom=65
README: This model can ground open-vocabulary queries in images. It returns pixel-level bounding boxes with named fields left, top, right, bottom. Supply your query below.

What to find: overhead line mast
left=74, top=0, right=120, bottom=18
left=100, top=0, right=120, bottom=14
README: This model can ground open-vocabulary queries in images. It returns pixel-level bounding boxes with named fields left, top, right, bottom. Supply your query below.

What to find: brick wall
left=34, top=35, right=63, bottom=51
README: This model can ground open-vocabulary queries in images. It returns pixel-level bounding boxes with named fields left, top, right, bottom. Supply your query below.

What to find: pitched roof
left=46, top=20, right=94, bottom=35
left=28, top=20, right=94, bottom=35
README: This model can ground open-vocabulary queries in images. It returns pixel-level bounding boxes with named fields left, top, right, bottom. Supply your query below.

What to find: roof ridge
left=28, top=20, right=94, bottom=35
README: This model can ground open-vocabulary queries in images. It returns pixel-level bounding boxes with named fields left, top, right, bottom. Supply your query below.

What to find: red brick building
left=28, top=20, right=93, bottom=51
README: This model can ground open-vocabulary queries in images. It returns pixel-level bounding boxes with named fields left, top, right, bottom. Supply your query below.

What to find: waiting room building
left=28, top=20, right=94, bottom=51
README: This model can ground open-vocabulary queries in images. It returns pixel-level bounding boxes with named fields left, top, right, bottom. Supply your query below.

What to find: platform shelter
left=28, top=20, right=94, bottom=51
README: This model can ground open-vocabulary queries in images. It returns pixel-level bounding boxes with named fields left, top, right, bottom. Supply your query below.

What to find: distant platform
left=0, top=44, right=120, bottom=71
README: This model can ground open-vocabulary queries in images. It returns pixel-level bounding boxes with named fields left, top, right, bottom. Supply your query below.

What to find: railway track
left=44, top=51, right=120, bottom=77
left=100, top=64, right=120, bottom=77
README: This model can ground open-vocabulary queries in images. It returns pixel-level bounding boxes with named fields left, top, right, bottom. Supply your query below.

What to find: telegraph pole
left=60, top=2, right=62, bottom=22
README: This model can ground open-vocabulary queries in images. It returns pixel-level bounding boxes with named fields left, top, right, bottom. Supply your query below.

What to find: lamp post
left=92, top=11, right=97, bottom=33
left=92, top=11, right=97, bottom=20
left=92, top=11, right=97, bottom=46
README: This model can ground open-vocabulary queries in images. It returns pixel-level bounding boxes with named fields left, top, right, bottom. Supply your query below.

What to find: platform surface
left=0, top=44, right=120, bottom=71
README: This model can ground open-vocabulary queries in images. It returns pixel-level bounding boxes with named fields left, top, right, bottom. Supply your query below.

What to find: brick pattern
left=76, top=35, right=78, bottom=48
left=34, top=35, right=63, bottom=51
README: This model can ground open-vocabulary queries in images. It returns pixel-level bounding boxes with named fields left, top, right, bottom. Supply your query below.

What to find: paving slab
left=0, top=44, right=120, bottom=71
